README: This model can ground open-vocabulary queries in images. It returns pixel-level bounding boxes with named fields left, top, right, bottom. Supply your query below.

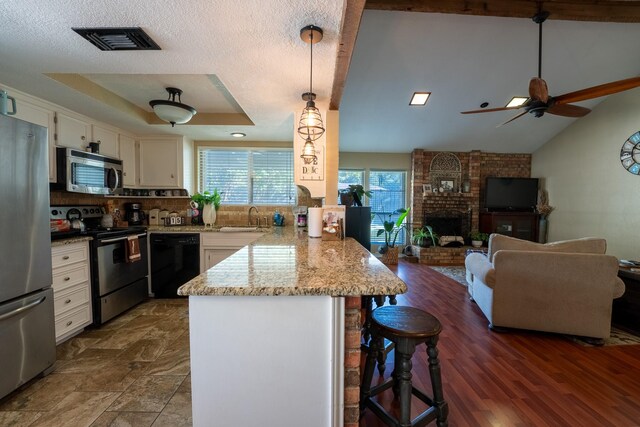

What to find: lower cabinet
left=479, top=212, right=540, bottom=242
left=51, top=241, right=92, bottom=344
left=199, top=232, right=264, bottom=273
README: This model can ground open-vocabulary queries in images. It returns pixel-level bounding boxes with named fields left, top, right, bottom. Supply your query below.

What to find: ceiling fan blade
left=554, top=77, right=640, bottom=105
left=529, top=78, right=549, bottom=103
left=461, top=106, right=523, bottom=114
left=497, top=111, right=528, bottom=127
left=547, top=103, right=591, bottom=117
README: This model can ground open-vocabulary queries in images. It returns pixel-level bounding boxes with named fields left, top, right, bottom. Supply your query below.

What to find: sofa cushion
left=465, top=253, right=496, bottom=287
left=488, top=234, right=607, bottom=261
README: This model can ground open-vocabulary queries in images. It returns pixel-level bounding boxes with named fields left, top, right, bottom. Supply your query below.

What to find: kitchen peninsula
left=178, top=227, right=407, bottom=427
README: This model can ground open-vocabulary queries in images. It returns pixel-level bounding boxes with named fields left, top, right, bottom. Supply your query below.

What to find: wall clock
left=620, top=131, right=640, bottom=175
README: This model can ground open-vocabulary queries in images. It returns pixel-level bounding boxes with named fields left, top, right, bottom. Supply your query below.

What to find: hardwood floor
left=361, top=261, right=640, bottom=427
left=1, top=261, right=639, bottom=426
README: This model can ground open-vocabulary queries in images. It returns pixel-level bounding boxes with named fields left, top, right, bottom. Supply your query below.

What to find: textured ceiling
left=339, top=11, right=640, bottom=153
left=0, top=0, right=344, bottom=140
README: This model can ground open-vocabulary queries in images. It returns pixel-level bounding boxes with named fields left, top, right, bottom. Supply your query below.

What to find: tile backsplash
left=50, top=186, right=322, bottom=226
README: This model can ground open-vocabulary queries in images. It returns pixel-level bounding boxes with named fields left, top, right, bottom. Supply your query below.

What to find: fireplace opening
left=424, top=210, right=471, bottom=240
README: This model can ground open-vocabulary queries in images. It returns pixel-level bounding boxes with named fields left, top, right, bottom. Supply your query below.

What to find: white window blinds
left=198, top=148, right=295, bottom=205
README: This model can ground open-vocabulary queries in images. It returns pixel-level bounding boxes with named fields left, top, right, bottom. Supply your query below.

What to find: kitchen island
left=178, top=226, right=407, bottom=427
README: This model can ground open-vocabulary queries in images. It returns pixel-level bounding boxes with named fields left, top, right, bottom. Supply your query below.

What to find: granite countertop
left=51, top=236, right=93, bottom=247
left=178, top=227, right=408, bottom=297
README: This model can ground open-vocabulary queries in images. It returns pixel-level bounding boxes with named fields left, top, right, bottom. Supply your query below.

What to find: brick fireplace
left=410, top=149, right=531, bottom=265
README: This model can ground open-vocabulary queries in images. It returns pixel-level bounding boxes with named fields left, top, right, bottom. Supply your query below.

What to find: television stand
left=480, top=211, right=540, bottom=242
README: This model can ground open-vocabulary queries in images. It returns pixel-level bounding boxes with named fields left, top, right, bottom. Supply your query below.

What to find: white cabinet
left=51, top=242, right=92, bottom=344
left=55, top=112, right=91, bottom=150
left=199, top=232, right=263, bottom=273
left=12, top=97, right=56, bottom=182
left=92, top=124, right=119, bottom=158
left=203, top=248, right=239, bottom=271
left=138, top=136, right=193, bottom=190
left=119, top=134, right=137, bottom=187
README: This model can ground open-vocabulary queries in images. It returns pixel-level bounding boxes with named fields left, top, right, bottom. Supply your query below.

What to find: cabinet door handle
left=81, top=136, right=86, bottom=141
left=171, top=174, right=174, bottom=178
left=62, top=255, right=70, bottom=260
left=66, top=320, right=73, bottom=326
left=64, top=277, right=70, bottom=281
left=123, top=172, right=127, bottom=176
left=65, top=299, right=72, bottom=304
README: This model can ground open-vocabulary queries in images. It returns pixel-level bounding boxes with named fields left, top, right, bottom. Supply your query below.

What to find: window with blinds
left=198, top=148, right=296, bottom=205
left=369, top=171, right=407, bottom=245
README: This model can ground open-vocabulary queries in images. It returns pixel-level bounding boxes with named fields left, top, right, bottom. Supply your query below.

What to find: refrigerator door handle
left=0, top=296, right=46, bottom=321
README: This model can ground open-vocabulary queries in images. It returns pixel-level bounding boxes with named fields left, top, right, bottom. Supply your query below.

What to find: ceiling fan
left=461, top=11, right=640, bottom=126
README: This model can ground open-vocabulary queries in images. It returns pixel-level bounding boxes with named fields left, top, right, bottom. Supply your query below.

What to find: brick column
left=411, top=149, right=424, bottom=230
left=344, top=296, right=361, bottom=427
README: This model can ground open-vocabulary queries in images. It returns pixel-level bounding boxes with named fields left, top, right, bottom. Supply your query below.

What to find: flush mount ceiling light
left=409, top=92, right=431, bottom=106
left=298, top=25, right=325, bottom=164
left=231, top=132, right=246, bottom=138
left=149, top=87, right=197, bottom=127
left=506, top=96, right=529, bottom=108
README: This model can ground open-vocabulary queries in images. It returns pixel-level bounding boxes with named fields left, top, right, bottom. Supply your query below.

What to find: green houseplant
left=339, top=184, right=372, bottom=207
left=412, top=225, right=439, bottom=247
left=469, top=231, right=489, bottom=247
left=191, top=189, right=221, bottom=226
left=376, top=208, right=410, bottom=264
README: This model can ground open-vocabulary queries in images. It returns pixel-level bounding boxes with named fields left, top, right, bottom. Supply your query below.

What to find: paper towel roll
left=308, top=207, right=323, bottom=238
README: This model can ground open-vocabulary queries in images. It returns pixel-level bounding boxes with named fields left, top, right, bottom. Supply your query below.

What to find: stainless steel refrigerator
left=0, top=114, right=56, bottom=400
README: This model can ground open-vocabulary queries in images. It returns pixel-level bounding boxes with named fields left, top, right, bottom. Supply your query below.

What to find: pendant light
left=149, top=87, right=197, bottom=127
left=298, top=25, right=324, bottom=164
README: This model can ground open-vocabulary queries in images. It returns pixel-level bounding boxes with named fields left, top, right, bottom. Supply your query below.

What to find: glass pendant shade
left=300, top=138, right=317, bottom=164
left=149, top=87, right=197, bottom=127
left=297, top=99, right=325, bottom=141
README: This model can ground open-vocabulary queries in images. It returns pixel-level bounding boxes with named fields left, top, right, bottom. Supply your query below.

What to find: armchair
left=465, top=234, right=625, bottom=340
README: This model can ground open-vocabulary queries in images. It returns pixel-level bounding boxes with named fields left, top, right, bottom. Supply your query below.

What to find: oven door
left=95, top=233, right=148, bottom=297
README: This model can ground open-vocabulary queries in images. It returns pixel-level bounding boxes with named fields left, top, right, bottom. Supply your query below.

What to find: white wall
left=531, top=87, right=640, bottom=259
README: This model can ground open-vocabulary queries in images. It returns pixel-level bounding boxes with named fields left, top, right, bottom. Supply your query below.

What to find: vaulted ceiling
left=1, top=1, right=639, bottom=153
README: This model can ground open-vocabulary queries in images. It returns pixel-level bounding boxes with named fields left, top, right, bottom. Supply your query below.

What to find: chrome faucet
left=248, top=206, right=259, bottom=226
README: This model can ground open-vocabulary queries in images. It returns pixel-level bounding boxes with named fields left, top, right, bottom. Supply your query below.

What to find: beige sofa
left=465, top=234, right=625, bottom=340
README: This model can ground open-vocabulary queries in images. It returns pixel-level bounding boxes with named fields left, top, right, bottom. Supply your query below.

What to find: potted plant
left=412, top=225, right=439, bottom=247
left=469, top=231, right=489, bottom=248
left=376, top=207, right=410, bottom=264
left=191, top=189, right=221, bottom=226
left=339, top=184, right=372, bottom=207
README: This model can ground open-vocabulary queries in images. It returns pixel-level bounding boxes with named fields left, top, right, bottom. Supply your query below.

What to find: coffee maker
left=125, top=203, right=146, bottom=225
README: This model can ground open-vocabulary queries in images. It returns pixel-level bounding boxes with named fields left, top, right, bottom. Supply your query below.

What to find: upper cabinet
left=55, top=112, right=90, bottom=150
left=92, top=124, right=119, bottom=158
left=119, top=134, right=137, bottom=187
left=138, top=136, right=194, bottom=190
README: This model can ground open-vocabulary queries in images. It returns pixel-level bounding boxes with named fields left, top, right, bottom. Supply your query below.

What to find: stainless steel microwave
left=53, top=147, right=123, bottom=195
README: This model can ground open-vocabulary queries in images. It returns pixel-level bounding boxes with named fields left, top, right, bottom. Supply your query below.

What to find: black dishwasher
left=150, top=233, right=200, bottom=298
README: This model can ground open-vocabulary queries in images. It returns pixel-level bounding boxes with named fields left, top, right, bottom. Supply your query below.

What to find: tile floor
left=0, top=299, right=192, bottom=427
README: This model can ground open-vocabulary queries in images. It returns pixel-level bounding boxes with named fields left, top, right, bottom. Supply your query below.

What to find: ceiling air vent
left=72, top=27, right=161, bottom=51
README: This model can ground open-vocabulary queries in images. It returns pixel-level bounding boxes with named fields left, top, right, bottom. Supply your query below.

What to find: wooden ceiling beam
left=364, top=0, right=640, bottom=23
left=330, top=0, right=367, bottom=110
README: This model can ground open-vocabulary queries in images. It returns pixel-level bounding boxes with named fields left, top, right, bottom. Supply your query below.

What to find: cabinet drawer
left=54, top=283, right=91, bottom=316
left=52, top=264, right=90, bottom=291
left=51, top=244, right=88, bottom=269
left=55, top=303, right=91, bottom=340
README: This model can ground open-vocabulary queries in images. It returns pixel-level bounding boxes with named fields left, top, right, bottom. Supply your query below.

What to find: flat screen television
left=485, top=177, right=539, bottom=211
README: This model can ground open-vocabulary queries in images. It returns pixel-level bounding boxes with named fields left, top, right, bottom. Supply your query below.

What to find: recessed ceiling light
left=410, top=92, right=431, bottom=106
left=231, top=132, right=246, bottom=138
left=506, top=97, right=529, bottom=108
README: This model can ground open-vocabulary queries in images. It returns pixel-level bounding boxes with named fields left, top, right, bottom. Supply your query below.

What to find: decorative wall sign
left=300, top=143, right=324, bottom=181
left=620, top=131, right=640, bottom=175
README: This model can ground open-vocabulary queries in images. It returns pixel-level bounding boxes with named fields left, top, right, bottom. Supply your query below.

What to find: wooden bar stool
left=361, top=306, right=448, bottom=427
left=362, top=295, right=397, bottom=374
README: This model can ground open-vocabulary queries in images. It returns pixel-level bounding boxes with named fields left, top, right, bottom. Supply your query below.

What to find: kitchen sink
left=219, top=226, right=259, bottom=232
